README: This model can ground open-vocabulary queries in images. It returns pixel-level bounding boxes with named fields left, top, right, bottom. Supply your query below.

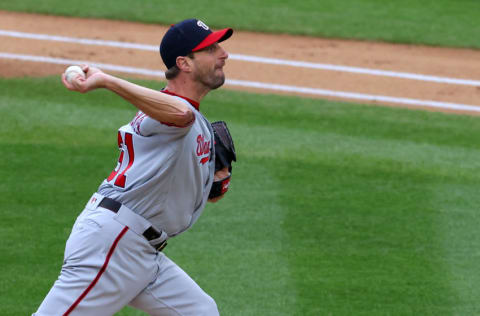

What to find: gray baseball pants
left=33, top=194, right=219, bottom=316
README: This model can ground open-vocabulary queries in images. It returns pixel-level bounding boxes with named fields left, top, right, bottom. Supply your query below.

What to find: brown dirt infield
left=1, top=10, right=480, bottom=115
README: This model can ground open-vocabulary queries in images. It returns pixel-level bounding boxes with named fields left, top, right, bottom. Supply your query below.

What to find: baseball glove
left=209, top=121, right=236, bottom=199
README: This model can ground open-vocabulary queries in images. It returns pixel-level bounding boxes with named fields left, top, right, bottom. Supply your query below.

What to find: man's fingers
left=61, top=73, right=76, bottom=90
left=208, top=194, right=225, bottom=203
left=61, top=66, right=105, bottom=93
left=81, top=64, right=89, bottom=73
left=61, top=72, right=88, bottom=92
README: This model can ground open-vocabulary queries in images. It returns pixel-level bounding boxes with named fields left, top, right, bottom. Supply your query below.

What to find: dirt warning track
left=1, top=10, right=480, bottom=114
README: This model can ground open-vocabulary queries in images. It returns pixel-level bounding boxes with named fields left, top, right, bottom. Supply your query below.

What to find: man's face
left=191, top=43, right=229, bottom=90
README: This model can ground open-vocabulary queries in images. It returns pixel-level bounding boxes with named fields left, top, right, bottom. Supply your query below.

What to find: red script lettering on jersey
left=196, top=134, right=210, bottom=165
left=130, top=111, right=147, bottom=135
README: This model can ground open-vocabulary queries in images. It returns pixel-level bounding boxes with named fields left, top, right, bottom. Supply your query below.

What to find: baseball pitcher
left=33, top=19, right=235, bottom=316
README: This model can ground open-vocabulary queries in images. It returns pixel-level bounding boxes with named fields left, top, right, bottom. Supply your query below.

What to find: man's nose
left=219, top=45, right=229, bottom=60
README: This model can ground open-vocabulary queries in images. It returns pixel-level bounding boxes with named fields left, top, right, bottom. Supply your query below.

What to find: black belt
left=98, top=197, right=167, bottom=251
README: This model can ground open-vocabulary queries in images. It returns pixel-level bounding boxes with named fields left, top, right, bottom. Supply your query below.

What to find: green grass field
left=2, top=1, right=480, bottom=315
left=2, top=77, right=480, bottom=315
left=2, top=0, right=480, bottom=48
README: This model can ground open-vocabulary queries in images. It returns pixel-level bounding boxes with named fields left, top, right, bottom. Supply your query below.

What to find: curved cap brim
left=192, top=28, right=233, bottom=52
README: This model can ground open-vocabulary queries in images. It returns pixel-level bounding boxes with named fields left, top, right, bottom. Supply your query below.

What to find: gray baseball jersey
left=98, top=94, right=215, bottom=237
left=33, top=92, right=220, bottom=316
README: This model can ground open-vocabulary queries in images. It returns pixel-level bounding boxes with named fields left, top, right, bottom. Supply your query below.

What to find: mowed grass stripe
left=2, top=77, right=480, bottom=315
left=1, top=0, right=480, bottom=48
left=204, top=88, right=480, bottom=314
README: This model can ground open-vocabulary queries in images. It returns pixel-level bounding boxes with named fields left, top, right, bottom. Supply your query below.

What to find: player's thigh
left=129, top=253, right=219, bottom=316
left=34, top=209, right=157, bottom=316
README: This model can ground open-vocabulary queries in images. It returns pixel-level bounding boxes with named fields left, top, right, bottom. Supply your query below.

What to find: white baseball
left=64, top=65, right=85, bottom=83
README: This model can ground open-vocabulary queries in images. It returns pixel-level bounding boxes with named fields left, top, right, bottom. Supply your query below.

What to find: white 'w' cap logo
left=197, top=20, right=209, bottom=30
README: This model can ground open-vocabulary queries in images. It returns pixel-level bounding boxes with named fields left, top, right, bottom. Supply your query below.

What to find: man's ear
left=176, top=56, right=193, bottom=73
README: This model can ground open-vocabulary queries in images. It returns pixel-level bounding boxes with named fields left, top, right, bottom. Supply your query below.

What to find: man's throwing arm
left=62, top=65, right=194, bottom=127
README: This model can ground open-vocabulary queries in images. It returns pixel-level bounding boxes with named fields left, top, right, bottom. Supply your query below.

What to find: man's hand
left=61, top=64, right=107, bottom=93
left=208, top=167, right=230, bottom=203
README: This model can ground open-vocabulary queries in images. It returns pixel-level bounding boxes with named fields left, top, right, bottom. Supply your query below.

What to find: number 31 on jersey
left=107, top=132, right=134, bottom=188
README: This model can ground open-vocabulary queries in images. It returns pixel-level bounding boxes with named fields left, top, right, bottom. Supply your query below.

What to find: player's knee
left=197, top=294, right=219, bottom=316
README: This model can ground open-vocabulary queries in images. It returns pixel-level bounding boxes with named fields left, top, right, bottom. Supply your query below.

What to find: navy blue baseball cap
left=160, top=19, right=233, bottom=69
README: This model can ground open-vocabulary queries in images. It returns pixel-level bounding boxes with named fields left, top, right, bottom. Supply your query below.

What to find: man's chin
left=210, top=75, right=225, bottom=90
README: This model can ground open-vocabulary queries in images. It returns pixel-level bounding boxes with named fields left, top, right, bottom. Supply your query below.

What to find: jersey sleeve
left=129, top=112, right=188, bottom=136
left=129, top=96, right=196, bottom=137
